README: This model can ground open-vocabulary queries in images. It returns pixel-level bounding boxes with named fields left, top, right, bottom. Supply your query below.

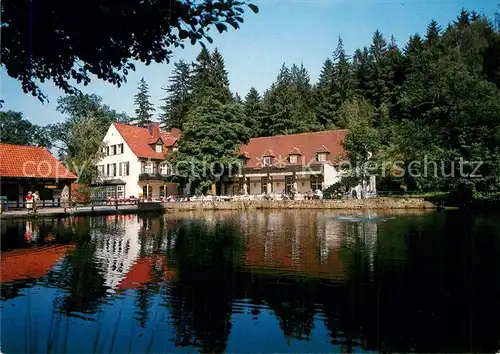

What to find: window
left=106, top=164, right=110, bottom=176
left=155, top=144, right=162, bottom=153
left=106, top=146, right=110, bottom=156
left=111, top=163, right=117, bottom=177
left=118, top=143, right=124, bottom=154
left=106, top=186, right=116, bottom=199
left=112, top=145, right=117, bottom=155
left=117, top=185, right=124, bottom=199
left=262, top=156, right=272, bottom=167
left=119, top=163, right=123, bottom=176
left=173, top=147, right=179, bottom=152
left=289, top=155, right=298, bottom=164
left=123, top=162, right=130, bottom=176
left=152, top=163, right=158, bottom=174
left=310, top=175, right=323, bottom=191
left=160, top=164, right=171, bottom=176
left=317, top=153, right=328, bottom=162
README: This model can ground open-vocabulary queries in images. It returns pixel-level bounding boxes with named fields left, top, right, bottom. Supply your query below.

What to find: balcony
left=138, top=173, right=165, bottom=182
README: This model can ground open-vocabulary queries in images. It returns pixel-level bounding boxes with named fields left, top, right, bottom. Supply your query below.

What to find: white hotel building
left=94, top=122, right=180, bottom=199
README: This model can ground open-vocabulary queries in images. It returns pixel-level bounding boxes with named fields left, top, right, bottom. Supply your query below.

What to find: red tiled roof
left=0, top=143, right=77, bottom=179
left=316, top=145, right=330, bottom=153
left=113, top=123, right=179, bottom=160
left=239, top=130, right=347, bottom=168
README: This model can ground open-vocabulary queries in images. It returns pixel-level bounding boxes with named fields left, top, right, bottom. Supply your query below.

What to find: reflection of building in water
left=91, top=215, right=142, bottom=291
left=116, top=255, right=175, bottom=292
left=244, top=211, right=345, bottom=278
left=1, top=245, right=74, bottom=283
left=320, top=215, right=343, bottom=264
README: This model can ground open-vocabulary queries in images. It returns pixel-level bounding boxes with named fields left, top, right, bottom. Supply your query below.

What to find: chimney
left=148, top=122, right=160, bottom=137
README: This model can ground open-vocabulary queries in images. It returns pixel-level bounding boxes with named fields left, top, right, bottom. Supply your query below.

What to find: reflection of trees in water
left=165, top=220, right=245, bottom=353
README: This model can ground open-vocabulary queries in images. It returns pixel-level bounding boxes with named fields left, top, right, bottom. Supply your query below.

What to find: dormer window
left=261, top=149, right=275, bottom=167
left=317, top=153, right=328, bottom=162
left=316, top=145, right=330, bottom=162
left=155, top=144, right=162, bottom=153
left=288, top=147, right=302, bottom=165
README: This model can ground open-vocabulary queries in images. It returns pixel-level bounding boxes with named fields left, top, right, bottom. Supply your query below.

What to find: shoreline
left=0, top=198, right=437, bottom=219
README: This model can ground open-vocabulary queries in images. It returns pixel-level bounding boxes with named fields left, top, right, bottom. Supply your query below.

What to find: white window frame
left=262, top=156, right=271, bottom=167
left=155, top=144, right=162, bottom=153
left=289, top=155, right=298, bottom=164
left=317, top=153, right=328, bottom=162
left=160, top=164, right=171, bottom=176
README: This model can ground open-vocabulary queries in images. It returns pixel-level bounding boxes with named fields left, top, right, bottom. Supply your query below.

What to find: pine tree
left=332, top=37, right=356, bottom=120
left=190, top=47, right=214, bottom=102
left=159, top=60, right=192, bottom=130
left=244, top=87, right=263, bottom=136
left=171, top=97, right=251, bottom=191
left=425, top=20, right=441, bottom=48
left=233, top=92, right=243, bottom=104
left=353, top=47, right=371, bottom=99
left=210, top=48, right=232, bottom=103
left=133, top=78, right=156, bottom=128
left=263, top=64, right=319, bottom=135
left=314, top=58, right=335, bottom=126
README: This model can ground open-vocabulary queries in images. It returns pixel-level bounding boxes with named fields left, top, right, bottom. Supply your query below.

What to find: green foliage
left=133, top=78, right=156, bottom=128
left=311, top=10, right=500, bottom=203
left=64, top=115, right=106, bottom=184
left=48, top=93, right=129, bottom=182
left=190, top=47, right=233, bottom=104
left=0, top=111, right=50, bottom=147
left=340, top=99, right=380, bottom=168
left=159, top=60, right=193, bottom=130
left=262, top=64, right=320, bottom=135
left=171, top=97, right=251, bottom=191
left=244, top=87, right=264, bottom=136
left=1, top=0, right=258, bottom=102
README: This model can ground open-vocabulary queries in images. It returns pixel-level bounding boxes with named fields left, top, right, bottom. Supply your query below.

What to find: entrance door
left=285, top=176, right=293, bottom=194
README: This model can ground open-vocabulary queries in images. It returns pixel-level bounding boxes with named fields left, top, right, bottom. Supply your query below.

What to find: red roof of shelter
left=0, top=143, right=77, bottom=179
left=113, top=123, right=179, bottom=160
left=239, top=130, right=347, bottom=168
left=1, top=245, right=75, bottom=283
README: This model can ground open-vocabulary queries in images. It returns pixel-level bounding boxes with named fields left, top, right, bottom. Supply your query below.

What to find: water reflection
left=1, top=210, right=499, bottom=353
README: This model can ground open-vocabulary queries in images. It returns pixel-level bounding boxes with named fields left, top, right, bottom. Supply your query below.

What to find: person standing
left=25, top=191, right=33, bottom=213
left=33, top=191, right=40, bottom=213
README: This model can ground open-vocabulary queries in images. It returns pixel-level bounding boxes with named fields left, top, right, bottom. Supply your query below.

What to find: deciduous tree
left=1, top=0, right=258, bottom=102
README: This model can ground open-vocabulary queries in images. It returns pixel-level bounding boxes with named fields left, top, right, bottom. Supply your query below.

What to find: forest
left=1, top=9, right=499, bottom=202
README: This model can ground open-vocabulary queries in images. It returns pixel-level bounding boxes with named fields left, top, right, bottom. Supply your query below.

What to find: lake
left=1, top=210, right=500, bottom=353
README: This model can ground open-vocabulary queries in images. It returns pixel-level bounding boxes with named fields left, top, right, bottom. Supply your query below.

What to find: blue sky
left=1, top=0, right=497, bottom=126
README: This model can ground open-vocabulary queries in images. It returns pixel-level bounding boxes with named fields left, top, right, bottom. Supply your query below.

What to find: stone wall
left=164, top=197, right=435, bottom=212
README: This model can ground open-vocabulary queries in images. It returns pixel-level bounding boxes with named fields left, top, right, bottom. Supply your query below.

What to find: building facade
left=94, top=122, right=180, bottom=199
left=221, top=130, right=348, bottom=196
